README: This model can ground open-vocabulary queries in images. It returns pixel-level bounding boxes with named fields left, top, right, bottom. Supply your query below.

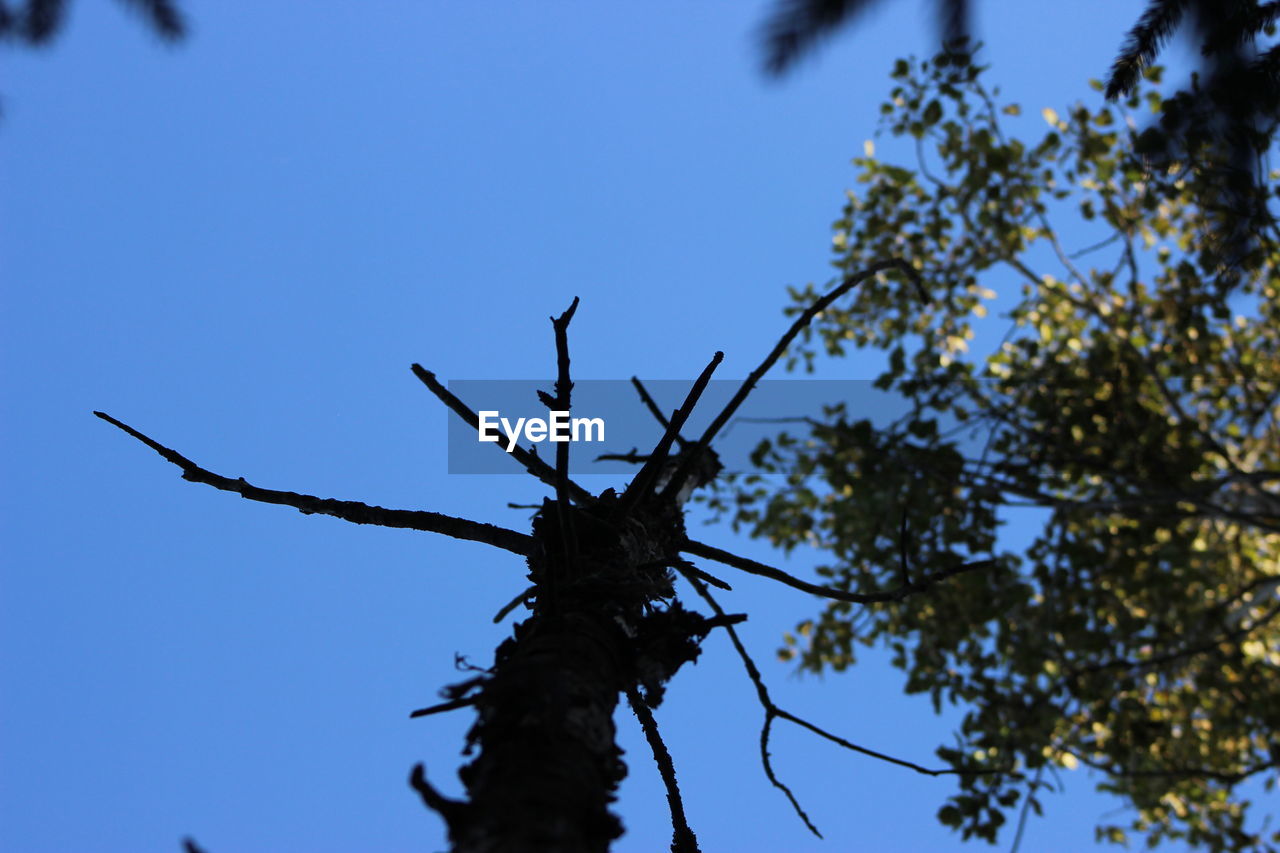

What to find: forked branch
left=675, top=564, right=1015, bottom=838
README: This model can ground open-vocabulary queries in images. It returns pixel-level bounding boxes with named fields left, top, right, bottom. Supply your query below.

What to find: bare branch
left=409, top=697, right=477, bottom=719
left=674, top=564, right=1011, bottom=838
left=546, top=297, right=582, bottom=612
left=690, top=260, right=925, bottom=457
left=675, top=566, right=821, bottom=836
left=620, top=351, right=724, bottom=512
left=681, top=538, right=995, bottom=604
left=492, top=586, right=536, bottom=623
left=410, top=364, right=595, bottom=505
left=94, top=411, right=534, bottom=556
left=631, top=377, right=691, bottom=448
left=665, top=558, right=733, bottom=592
left=625, top=684, right=701, bottom=853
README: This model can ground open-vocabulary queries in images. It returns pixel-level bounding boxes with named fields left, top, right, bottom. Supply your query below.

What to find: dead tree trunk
left=432, top=494, right=698, bottom=853
left=99, top=260, right=1005, bottom=853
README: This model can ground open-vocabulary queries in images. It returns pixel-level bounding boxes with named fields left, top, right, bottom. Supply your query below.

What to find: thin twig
left=620, top=352, right=723, bottom=512
left=674, top=566, right=822, bottom=836
left=409, top=697, right=477, bottom=719
left=1008, top=765, right=1044, bottom=853
left=181, top=839, right=209, bottom=853
left=492, top=586, right=536, bottom=623
left=690, top=260, right=926, bottom=458
left=625, top=684, right=701, bottom=853
left=670, top=558, right=733, bottom=592
left=631, top=377, right=691, bottom=448
left=674, top=563, right=1014, bottom=836
left=94, top=411, right=534, bottom=556
left=681, top=538, right=996, bottom=605
left=409, top=365, right=595, bottom=505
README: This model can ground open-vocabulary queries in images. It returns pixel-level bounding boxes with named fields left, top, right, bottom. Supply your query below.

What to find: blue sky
left=1, top=2, right=1241, bottom=851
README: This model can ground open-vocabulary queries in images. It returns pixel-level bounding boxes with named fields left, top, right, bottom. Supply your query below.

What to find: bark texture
left=434, top=489, right=705, bottom=853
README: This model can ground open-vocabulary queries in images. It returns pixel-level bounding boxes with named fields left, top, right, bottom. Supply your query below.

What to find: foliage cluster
left=724, top=47, right=1280, bottom=850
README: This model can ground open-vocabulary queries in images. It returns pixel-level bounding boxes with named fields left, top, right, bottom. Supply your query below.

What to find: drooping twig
left=676, top=567, right=821, bottom=836
left=674, top=563, right=1013, bottom=838
left=93, top=411, right=534, bottom=556
left=681, top=537, right=995, bottom=604
left=409, top=697, right=477, bottom=719
left=619, top=351, right=724, bottom=512
left=625, top=684, right=701, bottom=853
left=409, top=364, right=595, bottom=505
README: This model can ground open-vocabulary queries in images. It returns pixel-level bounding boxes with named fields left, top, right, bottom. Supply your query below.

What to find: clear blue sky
left=2, top=2, right=1233, bottom=851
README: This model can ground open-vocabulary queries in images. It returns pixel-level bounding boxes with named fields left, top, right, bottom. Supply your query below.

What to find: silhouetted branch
left=681, top=538, right=995, bottom=604
left=631, top=377, right=691, bottom=448
left=181, top=838, right=208, bottom=853
left=663, top=557, right=732, bottom=592
left=546, top=297, right=581, bottom=612
left=492, top=586, right=536, bottom=623
left=675, top=562, right=1012, bottom=837
left=94, top=411, right=534, bottom=556
left=409, top=697, right=476, bottom=719
left=691, top=260, right=925, bottom=458
left=409, top=364, right=596, bottom=505
left=619, top=351, right=724, bottom=512
left=596, top=448, right=650, bottom=465
left=625, top=684, right=700, bottom=853
left=408, top=763, right=468, bottom=831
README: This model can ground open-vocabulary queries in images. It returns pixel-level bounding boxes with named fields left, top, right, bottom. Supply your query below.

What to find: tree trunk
left=431, top=491, right=701, bottom=853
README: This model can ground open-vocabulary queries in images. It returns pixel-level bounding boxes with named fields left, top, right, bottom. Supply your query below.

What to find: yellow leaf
left=864, top=139, right=875, bottom=157
left=1041, top=107, right=1059, bottom=126
left=1060, top=753, right=1079, bottom=770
